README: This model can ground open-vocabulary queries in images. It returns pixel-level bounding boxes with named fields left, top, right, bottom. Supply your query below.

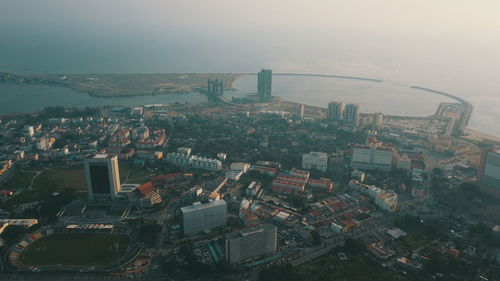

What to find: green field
left=20, top=234, right=130, bottom=267
left=1, top=171, right=37, bottom=190
left=32, top=167, right=86, bottom=190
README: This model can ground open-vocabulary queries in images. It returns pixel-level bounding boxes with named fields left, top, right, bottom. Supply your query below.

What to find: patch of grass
left=396, top=216, right=441, bottom=250
left=32, top=166, right=85, bottom=190
left=118, top=161, right=151, bottom=184
left=1, top=171, right=37, bottom=190
left=20, top=233, right=130, bottom=266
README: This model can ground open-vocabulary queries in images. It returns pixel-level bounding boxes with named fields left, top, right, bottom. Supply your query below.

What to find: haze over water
left=1, top=1, right=500, bottom=135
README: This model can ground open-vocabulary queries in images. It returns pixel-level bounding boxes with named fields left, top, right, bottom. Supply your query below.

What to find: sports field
left=19, top=234, right=130, bottom=267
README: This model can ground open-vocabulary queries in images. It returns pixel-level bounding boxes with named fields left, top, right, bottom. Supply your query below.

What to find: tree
left=214, top=260, right=232, bottom=273
left=140, top=223, right=162, bottom=246
left=259, top=264, right=306, bottom=281
left=460, top=183, right=477, bottom=194
left=290, top=194, right=306, bottom=208
left=310, top=230, right=322, bottom=246
left=0, top=225, right=26, bottom=245
left=344, top=238, right=366, bottom=254
left=432, top=168, right=443, bottom=177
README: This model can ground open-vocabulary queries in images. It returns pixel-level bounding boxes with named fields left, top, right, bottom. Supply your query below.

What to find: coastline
left=462, top=129, right=500, bottom=145
left=2, top=71, right=500, bottom=144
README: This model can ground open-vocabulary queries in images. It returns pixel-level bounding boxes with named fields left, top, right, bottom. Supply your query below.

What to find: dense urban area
left=0, top=70, right=499, bottom=281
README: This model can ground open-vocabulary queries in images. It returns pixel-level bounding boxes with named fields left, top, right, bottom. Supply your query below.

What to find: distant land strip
left=258, top=72, right=384, bottom=83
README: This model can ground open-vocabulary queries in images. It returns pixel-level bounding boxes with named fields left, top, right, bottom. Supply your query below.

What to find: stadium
left=7, top=224, right=143, bottom=272
left=56, top=199, right=131, bottom=224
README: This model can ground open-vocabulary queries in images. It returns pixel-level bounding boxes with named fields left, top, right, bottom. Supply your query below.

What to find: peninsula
left=0, top=72, right=241, bottom=97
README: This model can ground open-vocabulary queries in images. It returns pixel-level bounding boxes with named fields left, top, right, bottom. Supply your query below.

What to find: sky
left=1, top=0, right=500, bottom=127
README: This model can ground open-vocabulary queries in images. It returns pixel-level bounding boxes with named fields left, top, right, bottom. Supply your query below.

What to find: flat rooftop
left=226, top=223, right=275, bottom=239
left=181, top=199, right=226, bottom=213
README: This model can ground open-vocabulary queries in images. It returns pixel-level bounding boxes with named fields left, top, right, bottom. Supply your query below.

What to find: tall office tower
left=373, top=113, right=384, bottom=128
left=477, top=147, right=500, bottom=198
left=257, top=69, right=272, bottom=100
left=327, top=101, right=344, bottom=120
left=181, top=200, right=227, bottom=235
left=298, top=104, right=305, bottom=121
left=84, top=154, right=121, bottom=201
left=344, top=103, right=360, bottom=123
left=207, top=79, right=224, bottom=96
left=225, top=224, right=277, bottom=264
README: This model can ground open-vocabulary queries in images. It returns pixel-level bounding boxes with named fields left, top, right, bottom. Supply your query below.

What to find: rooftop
left=181, top=199, right=226, bottom=213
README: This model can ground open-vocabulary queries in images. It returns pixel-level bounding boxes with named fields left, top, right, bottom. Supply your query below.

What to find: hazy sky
left=1, top=0, right=499, bottom=96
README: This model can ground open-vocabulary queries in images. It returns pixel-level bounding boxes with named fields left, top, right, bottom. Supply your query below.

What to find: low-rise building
left=166, top=148, right=222, bottom=171
left=0, top=219, right=38, bottom=228
left=350, top=181, right=398, bottom=212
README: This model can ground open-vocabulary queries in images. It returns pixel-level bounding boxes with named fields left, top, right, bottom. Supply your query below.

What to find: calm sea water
left=1, top=1, right=499, bottom=135
left=0, top=75, right=452, bottom=117
left=229, top=75, right=454, bottom=117
left=0, top=84, right=207, bottom=114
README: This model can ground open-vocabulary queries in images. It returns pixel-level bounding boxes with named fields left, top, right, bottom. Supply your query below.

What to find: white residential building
left=166, top=148, right=222, bottom=171
left=225, top=224, right=277, bottom=264
left=351, top=145, right=394, bottom=171
left=181, top=200, right=227, bottom=235
left=302, top=152, right=328, bottom=172
left=350, top=181, right=398, bottom=212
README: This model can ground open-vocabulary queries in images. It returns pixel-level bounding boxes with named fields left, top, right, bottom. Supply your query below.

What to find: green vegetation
left=468, top=222, right=500, bottom=248
left=1, top=171, right=37, bottom=190
left=259, top=251, right=410, bottom=281
left=20, top=234, right=130, bottom=266
left=139, top=223, right=162, bottom=247
left=32, top=167, right=85, bottom=190
left=119, top=161, right=151, bottom=184
left=4, top=166, right=86, bottom=207
left=59, top=73, right=240, bottom=97
left=433, top=178, right=500, bottom=224
left=396, top=216, right=441, bottom=250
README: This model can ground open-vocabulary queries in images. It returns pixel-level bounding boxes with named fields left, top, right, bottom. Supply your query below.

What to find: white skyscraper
left=225, top=224, right=277, bottom=264
left=181, top=200, right=227, bottom=235
left=344, top=104, right=360, bottom=123
left=327, top=101, right=344, bottom=121
left=84, top=154, right=121, bottom=201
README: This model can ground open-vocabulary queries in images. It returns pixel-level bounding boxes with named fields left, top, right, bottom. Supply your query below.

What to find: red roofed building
left=138, top=182, right=154, bottom=196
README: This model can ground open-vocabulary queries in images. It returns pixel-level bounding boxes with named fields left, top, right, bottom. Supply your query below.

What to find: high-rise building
left=344, top=104, right=360, bottom=123
left=302, top=152, right=328, bottom=172
left=298, top=104, right=305, bottom=121
left=373, top=113, right=384, bottom=128
left=351, top=145, right=394, bottom=171
left=327, top=102, right=344, bottom=121
left=181, top=200, right=227, bottom=235
left=207, top=79, right=224, bottom=96
left=84, top=154, right=121, bottom=201
left=477, top=147, right=500, bottom=198
left=257, top=69, right=272, bottom=101
left=225, top=224, right=277, bottom=264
